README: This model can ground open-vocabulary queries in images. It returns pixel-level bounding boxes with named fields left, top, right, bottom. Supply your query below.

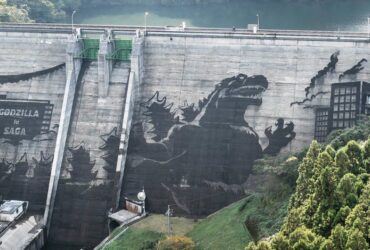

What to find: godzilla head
left=216, top=74, right=268, bottom=108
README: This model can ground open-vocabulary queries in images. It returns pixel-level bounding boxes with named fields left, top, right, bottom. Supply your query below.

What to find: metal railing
left=1, top=23, right=370, bottom=42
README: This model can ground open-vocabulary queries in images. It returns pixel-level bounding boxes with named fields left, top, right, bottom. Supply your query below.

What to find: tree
left=271, top=233, right=289, bottom=250
left=0, top=0, right=31, bottom=22
left=363, top=138, right=370, bottom=173
left=344, top=141, right=365, bottom=175
left=334, top=148, right=350, bottom=179
left=345, top=228, right=369, bottom=250
left=329, top=225, right=347, bottom=250
left=319, top=239, right=334, bottom=250
left=250, top=137, right=370, bottom=250
left=245, top=242, right=257, bottom=250
left=290, top=141, right=320, bottom=208
left=8, top=0, right=65, bottom=22
left=255, top=241, right=273, bottom=250
left=335, top=174, right=358, bottom=208
left=288, top=226, right=324, bottom=250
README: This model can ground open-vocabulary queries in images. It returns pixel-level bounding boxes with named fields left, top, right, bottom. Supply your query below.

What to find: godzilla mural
left=340, top=58, right=368, bottom=80
left=291, top=51, right=340, bottom=107
left=124, top=73, right=296, bottom=215
left=66, top=144, right=97, bottom=181
left=0, top=64, right=64, bottom=213
left=99, top=127, right=120, bottom=175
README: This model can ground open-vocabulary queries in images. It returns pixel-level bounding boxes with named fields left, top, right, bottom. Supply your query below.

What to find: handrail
left=0, top=23, right=370, bottom=42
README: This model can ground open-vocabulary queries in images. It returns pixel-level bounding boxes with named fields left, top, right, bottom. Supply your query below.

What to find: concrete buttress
left=43, top=32, right=83, bottom=232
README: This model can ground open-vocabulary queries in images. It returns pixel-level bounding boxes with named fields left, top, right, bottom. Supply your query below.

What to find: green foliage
left=289, top=141, right=320, bottom=209
left=245, top=240, right=272, bottom=250
left=7, top=0, right=65, bottom=22
left=345, top=228, right=369, bottom=250
left=250, top=137, right=370, bottom=249
left=156, top=235, right=195, bottom=250
left=271, top=233, right=289, bottom=250
left=327, top=116, right=370, bottom=149
left=102, top=228, right=164, bottom=250
left=330, top=224, right=347, bottom=250
left=0, top=1, right=31, bottom=22
left=289, top=226, right=324, bottom=250
left=188, top=192, right=290, bottom=250
left=252, top=155, right=299, bottom=187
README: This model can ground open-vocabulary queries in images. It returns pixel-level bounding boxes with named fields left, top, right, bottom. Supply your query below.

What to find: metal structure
left=71, top=10, right=77, bottom=33
left=107, top=39, right=132, bottom=61
left=75, top=38, right=100, bottom=60
left=145, top=12, right=149, bottom=33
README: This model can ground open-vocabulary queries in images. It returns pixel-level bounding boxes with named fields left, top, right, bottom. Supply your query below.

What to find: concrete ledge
left=0, top=23, right=370, bottom=43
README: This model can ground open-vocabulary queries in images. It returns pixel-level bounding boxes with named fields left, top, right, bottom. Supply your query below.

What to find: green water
left=76, top=0, right=370, bottom=31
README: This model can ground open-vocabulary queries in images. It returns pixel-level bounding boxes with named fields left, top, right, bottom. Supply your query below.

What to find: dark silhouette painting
left=33, top=151, right=53, bottom=177
left=67, top=144, right=97, bottom=181
left=123, top=74, right=296, bottom=215
left=291, top=51, right=339, bottom=107
left=99, top=127, right=120, bottom=174
left=12, top=153, right=30, bottom=176
left=339, top=58, right=367, bottom=79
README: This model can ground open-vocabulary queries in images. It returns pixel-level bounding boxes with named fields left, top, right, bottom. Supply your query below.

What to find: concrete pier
left=44, top=32, right=83, bottom=233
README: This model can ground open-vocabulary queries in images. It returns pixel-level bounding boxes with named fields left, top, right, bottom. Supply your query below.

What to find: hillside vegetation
left=247, top=138, right=370, bottom=250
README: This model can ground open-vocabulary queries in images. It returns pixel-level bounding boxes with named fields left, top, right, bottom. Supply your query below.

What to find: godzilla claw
left=263, top=118, right=296, bottom=156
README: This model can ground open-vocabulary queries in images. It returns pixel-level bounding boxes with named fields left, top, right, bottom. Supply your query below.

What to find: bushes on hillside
left=156, top=235, right=195, bottom=250
left=246, top=139, right=370, bottom=250
left=0, top=0, right=31, bottom=22
left=327, top=116, right=370, bottom=149
left=7, top=0, right=65, bottom=22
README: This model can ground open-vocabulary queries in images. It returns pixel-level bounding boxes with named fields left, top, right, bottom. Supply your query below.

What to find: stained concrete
left=0, top=32, right=68, bottom=213
left=48, top=61, right=130, bottom=248
left=0, top=27, right=369, bottom=248
left=136, top=36, right=370, bottom=152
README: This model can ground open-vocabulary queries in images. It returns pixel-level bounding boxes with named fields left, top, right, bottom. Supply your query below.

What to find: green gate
left=75, top=39, right=100, bottom=60
left=107, top=39, right=132, bottom=62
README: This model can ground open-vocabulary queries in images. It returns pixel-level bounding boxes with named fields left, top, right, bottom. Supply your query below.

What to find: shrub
left=156, top=235, right=195, bottom=250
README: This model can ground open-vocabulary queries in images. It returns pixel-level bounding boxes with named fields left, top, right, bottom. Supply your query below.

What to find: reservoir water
left=76, top=0, right=370, bottom=31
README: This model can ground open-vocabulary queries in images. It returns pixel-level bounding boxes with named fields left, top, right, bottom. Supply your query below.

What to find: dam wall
left=0, top=24, right=370, bottom=248
left=0, top=29, right=136, bottom=248
left=0, top=31, right=68, bottom=212
left=122, top=34, right=370, bottom=216
left=48, top=61, right=130, bottom=247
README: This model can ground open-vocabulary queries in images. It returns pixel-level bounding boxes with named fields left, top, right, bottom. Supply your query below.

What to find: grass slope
left=100, top=215, right=196, bottom=250
left=132, top=214, right=197, bottom=235
left=102, top=228, right=163, bottom=250
left=188, top=193, right=289, bottom=250
left=100, top=192, right=289, bottom=250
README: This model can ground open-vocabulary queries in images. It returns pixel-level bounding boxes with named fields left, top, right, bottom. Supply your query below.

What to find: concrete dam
left=0, top=23, right=370, bottom=249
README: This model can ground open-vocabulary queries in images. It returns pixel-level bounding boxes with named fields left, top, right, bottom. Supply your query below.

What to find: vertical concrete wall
left=1, top=29, right=370, bottom=248
left=44, top=34, right=83, bottom=232
left=0, top=30, right=136, bottom=248
left=48, top=59, right=131, bottom=248
left=0, top=32, right=68, bottom=212
left=137, top=36, right=370, bottom=150
left=98, top=31, right=114, bottom=97
left=113, top=35, right=144, bottom=211
left=122, top=35, right=370, bottom=216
